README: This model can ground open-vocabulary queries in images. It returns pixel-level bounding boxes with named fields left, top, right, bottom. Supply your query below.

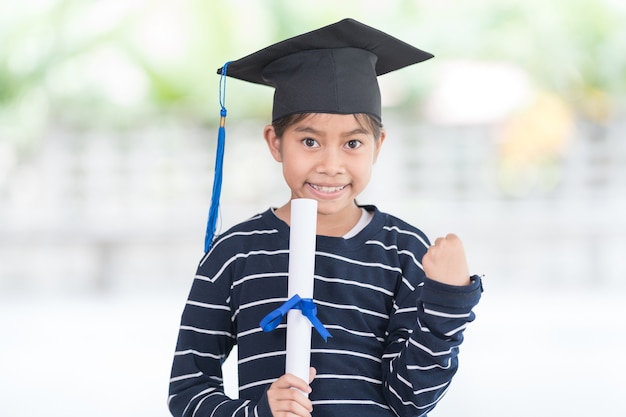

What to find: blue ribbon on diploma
left=260, top=294, right=332, bottom=342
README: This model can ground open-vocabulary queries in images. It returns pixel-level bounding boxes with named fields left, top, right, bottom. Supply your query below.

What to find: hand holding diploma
left=267, top=368, right=316, bottom=417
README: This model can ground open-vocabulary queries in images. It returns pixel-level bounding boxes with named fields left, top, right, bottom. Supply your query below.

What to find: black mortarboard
left=204, top=19, right=433, bottom=252
left=217, top=18, right=434, bottom=122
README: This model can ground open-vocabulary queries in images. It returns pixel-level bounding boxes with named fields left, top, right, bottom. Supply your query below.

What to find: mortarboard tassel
left=204, top=61, right=230, bottom=253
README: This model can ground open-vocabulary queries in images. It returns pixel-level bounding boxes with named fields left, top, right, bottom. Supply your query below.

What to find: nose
left=316, top=148, right=345, bottom=176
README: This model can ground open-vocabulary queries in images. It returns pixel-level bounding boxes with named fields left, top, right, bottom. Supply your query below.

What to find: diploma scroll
left=285, top=198, right=318, bottom=388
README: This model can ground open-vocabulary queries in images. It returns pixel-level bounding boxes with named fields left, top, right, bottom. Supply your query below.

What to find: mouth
left=308, top=183, right=347, bottom=194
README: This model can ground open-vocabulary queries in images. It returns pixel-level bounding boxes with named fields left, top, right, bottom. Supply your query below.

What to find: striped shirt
left=168, top=206, right=482, bottom=417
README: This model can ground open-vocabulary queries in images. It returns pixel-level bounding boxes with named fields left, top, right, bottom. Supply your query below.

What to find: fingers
left=272, top=372, right=311, bottom=391
left=425, top=234, right=463, bottom=262
left=267, top=373, right=314, bottom=417
left=423, top=233, right=470, bottom=286
left=431, top=233, right=461, bottom=248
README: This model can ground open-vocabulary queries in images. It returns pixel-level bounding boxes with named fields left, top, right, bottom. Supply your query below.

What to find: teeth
left=311, top=184, right=345, bottom=193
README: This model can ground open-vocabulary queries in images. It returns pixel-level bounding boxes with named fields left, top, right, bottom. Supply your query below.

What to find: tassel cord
left=204, top=62, right=230, bottom=252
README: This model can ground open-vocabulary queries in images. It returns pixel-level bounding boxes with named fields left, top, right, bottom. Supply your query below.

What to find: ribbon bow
left=259, top=294, right=332, bottom=342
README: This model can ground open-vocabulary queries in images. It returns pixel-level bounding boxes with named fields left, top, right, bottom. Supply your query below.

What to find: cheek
left=280, top=155, right=306, bottom=183
left=359, top=166, right=374, bottom=185
left=357, top=155, right=376, bottom=177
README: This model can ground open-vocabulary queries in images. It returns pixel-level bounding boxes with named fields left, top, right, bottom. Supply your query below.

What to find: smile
left=309, top=184, right=347, bottom=193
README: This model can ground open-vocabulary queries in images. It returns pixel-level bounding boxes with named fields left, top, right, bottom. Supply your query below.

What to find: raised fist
left=422, top=233, right=471, bottom=286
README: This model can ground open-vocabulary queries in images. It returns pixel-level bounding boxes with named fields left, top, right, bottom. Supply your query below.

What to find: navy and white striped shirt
left=169, top=206, right=482, bottom=417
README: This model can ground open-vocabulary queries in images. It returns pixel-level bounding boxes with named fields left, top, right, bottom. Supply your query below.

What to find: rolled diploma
left=285, top=198, right=318, bottom=390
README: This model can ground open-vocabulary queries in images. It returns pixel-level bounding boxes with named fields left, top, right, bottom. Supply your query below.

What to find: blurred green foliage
left=1, top=0, right=625, bottom=152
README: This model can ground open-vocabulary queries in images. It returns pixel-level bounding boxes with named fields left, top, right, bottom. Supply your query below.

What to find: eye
left=345, top=139, right=362, bottom=149
left=302, top=137, right=319, bottom=148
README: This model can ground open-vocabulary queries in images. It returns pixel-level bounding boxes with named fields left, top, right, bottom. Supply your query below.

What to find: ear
left=373, top=129, right=386, bottom=163
left=263, top=124, right=283, bottom=162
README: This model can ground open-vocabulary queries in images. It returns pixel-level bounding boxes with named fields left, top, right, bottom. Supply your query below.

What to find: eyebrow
left=293, top=126, right=369, bottom=136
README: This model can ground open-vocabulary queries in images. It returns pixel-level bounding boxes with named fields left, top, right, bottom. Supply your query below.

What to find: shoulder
left=199, top=209, right=289, bottom=266
left=365, top=205, right=431, bottom=249
left=221, top=208, right=286, bottom=239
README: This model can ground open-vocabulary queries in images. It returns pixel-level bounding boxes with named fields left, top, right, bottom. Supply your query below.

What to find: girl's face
left=264, top=113, right=385, bottom=225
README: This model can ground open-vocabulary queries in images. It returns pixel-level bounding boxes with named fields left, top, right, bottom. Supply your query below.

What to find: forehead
left=290, top=113, right=375, bottom=134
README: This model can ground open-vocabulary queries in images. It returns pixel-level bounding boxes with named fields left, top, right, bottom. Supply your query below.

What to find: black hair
left=272, top=113, right=383, bottom=140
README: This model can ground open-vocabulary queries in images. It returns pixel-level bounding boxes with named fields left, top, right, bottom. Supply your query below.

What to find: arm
left=168, top=261, right=249, bottom=417
left=382, top=234, right=482, bottom=416
left=168, top=249, right=315, bottom=417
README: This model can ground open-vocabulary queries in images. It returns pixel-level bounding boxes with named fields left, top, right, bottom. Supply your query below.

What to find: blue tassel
left=204, top=62, right=230, bottom=252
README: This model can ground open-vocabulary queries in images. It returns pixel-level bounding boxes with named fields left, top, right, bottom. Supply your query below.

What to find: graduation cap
left=219, top=18, right=433, bottom=122
left=204, top=18, right=433, bottom=251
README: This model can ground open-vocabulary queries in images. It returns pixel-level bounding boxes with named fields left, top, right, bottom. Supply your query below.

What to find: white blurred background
left=1, top=1, right=625, bottom=416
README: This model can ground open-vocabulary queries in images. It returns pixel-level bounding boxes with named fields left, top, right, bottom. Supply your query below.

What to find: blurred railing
left=1, top=118, right=625, bottom=292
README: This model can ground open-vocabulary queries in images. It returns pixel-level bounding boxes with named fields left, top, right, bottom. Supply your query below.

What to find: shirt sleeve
left=382, top=275, right=483, bottom=417
left=167, top=251, right=273, bottom=417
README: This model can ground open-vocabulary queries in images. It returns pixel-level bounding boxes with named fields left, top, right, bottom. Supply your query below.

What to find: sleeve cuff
left=255, top=388, right=273, bottom=417
left=421, top=274, right=483, bottom=309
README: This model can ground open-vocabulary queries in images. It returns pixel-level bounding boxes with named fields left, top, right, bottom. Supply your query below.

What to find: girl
left=168, top=18, right=482, bottom=417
